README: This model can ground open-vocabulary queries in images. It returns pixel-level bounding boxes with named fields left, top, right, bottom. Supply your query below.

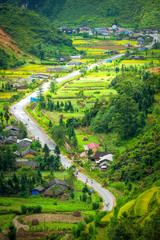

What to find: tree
left=43, top=143, right=50, bottom=157
left=67, top=127, right=75, bottom=140
left=88, top=149, right=93, bottom=158
left=0, top=145, right=16, bottom=171
left=49, top=120, right=53, bottom=127
left=50, top=80, right=56, bottom=93
left=59, top=116, right=65, bottom=127
left=54, top=145, right=60, bottom=155
left=37, top=86, right=44, bottom=109
left=4, top=111, right=9, bottom=124
left=0, top=112, right=4, bottom=125
left=83, top=32, right=89, bottom=38
left=30, top=140, right=41, bottom=151
left=51, top=125, right=65, bottom=144
left=8, top=225, right=17, bottom=240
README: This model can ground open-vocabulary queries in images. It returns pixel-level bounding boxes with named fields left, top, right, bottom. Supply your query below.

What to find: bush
left=92, top=202, right=99, bottom=210
left=21, top=205, right=27, bottom=214
left=21, top=205, right=42, bottom=214
left=85, top=215, right=94, bottom=224
left=94, top=211, right=107, bottom=227
left=72, top=221, right=85, bottom=238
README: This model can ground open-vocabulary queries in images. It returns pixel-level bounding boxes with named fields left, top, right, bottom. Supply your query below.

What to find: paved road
left=10, top=55, right=125, bottom=211
left=146, top=34, right=159, bottom=48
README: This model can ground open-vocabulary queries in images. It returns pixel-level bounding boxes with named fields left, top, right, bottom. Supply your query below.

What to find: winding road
left=10, top=53, right=125, bottom=211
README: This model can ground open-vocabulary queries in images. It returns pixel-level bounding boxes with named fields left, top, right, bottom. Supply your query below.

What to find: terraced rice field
left=134, top=187, right=159, bottom=217
left=100, top=212, right=113, bottom=226
left=118, top=199, right=136, bottom=218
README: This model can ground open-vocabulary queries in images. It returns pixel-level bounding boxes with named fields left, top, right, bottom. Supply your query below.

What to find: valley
left=0, top=1, right=160, bottom=240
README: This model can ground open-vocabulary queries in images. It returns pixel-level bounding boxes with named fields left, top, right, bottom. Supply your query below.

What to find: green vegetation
left=0, top=4, right=76, bottom=66
left=3, top=0, right=160, bottom=28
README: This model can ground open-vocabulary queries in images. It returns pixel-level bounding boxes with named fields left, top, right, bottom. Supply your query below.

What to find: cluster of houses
left=79, top=142, right=113, bottom=171
left=0, top=125, right=38, bottom=168
left=12, top=73, right=53, bottom=89
left=32, top=178, right=69, bottom=200
left=60, top=24, right=155, bottom=40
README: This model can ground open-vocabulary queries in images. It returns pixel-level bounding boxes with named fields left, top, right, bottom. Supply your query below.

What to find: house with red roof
left=83, top=142, right=101, bottom=154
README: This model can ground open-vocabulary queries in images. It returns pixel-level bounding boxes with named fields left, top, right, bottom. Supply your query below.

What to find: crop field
left=0, top=169, right=99, bottom=230
left=23, top=213, right=84, bottom=224
left=0, top=92, right=16, bottom=99
left=73, top=38, right=136, bottom=57
left=121, top=59, right=159, bottom=65
left=0, top=64, right=70, bottom=79
left=0, top=195, right=97, bottom=214
left=39, top=69, right=116, bottom=148
left=29, top=222, right=76, bottom=231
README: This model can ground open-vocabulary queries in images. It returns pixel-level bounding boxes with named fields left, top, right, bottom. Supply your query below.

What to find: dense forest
left=1, top=0, right=160, bottom=28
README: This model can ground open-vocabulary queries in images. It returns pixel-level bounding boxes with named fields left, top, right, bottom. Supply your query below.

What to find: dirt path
left=13, top=216, right=29, bottom=230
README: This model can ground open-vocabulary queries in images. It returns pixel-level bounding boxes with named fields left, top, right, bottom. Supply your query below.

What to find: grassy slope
left=0, top=4, right=75, bottom=62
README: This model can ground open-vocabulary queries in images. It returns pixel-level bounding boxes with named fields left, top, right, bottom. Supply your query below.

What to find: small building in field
left=21, top=148, right=38, bottom=158
left=124, top=43, right=131, bottom=47
left=32, top=186, right=44, bottom=195
left=5, top=125, right=19, bottom=136
left=132, top=56, right=144, bottom=60
left=83, top=142, right=101, bottom=154
left=46, top=66, right=72, bottom=73
left=95, top=154, right=113, bottom=171
left=17, top=138, right=32, bottom=149
left=137, top=37, right=144, bottom=46
left=91, top=151, right=109, bottom=162
left=31, top=73, right=53, bottom=80
left=58, top=57, right=66, bottom=62
left=71, top=55, right=82, bottom=60
left=15, top=159, right=37, bottom=170
left=106, top=59, right=112, bottom=63
left=66, top=61, right=84, bottom=66
left=5, top=136, right=17, bottom=144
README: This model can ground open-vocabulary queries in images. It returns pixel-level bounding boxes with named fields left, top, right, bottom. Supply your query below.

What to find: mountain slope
left=1, top=0, right=160, bottom=28
left=0, top=4, right=75, bottom=64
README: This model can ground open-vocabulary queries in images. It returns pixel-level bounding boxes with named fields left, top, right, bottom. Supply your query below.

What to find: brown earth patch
left=0, top=27, right=23, bottom=56
left=147, top=67, right=160, bottom=74
left=23, top=213, right=84, bottom=223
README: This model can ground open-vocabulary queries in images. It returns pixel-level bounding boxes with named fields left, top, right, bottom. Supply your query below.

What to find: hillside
left=100, top=187, right=160, bottom=240
left=0, top=4, right=76, bottom=66
left=1, top=0, right=160, bottom=28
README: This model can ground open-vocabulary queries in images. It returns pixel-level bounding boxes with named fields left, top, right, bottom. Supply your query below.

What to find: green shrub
left=21, top=205, right=42, bottom=214
left=84, top=215, right=94, bottom=224
left=92, top=202, right=99, bottom=210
